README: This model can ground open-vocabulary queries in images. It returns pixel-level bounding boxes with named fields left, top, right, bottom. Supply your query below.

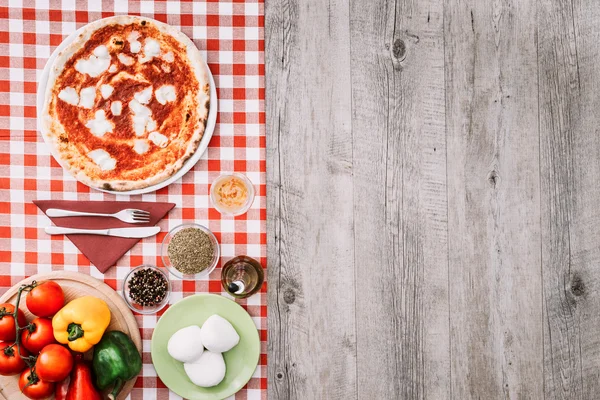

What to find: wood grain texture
left=266, top=0, right=600, bottom=398
left=445, top=0, right=543, bottom=398
left=266, top=0, right=356, bottom=399
left=350, top=0, right=449, bottom=399
left=539, top=0, right=600, bottom=398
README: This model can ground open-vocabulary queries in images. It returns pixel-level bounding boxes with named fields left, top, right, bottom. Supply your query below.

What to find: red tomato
left=0, top=342, right=28, bottom=376
left=19, top=369, right=55, bottom=400
left=21, top=318, right=55, bottom=354
left=26, top=281, right=64, bottom=318
left=35, top=344, right=73, bottom=383
left=0, top=303, right=27, bottom=341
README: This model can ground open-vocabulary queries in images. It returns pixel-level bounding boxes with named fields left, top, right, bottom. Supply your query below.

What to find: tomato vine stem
left=12, top=281, right=38, bottom=369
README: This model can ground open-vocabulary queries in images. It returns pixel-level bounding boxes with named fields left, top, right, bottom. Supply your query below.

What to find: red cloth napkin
left=33, top=200, right=175, bottom=273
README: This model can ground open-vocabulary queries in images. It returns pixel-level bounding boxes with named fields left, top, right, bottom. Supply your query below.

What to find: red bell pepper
left=56, top=354, right=101, bottom=400
left=55, top=376, right=69, bottom=400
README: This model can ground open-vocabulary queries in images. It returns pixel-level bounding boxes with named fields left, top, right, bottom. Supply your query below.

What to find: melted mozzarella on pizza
left=85, top=110, right=113, bottom=137
left=78, top=87, right=96, bottom=109
left=75, top=45, right=111, bottom=77
left=129, top=98, right=153, bottom=136
left=88, top=149, right=116, bottom=171
left=163, top=51, right=174, bottom=63
left=127, top=31, right=142, bottom=53
left=100, top=84, right=114, bottom=99
left=148, top=131, right=169, bottom=148
left=117, top=53, right=134, bottom=66
left=139, top=38, right=161, bottom=63
left=110, top=101, right=122, bottom=116
left=133, top=139, right=150, bottom=155
left=58, top=87, right=79, bottom=105
left=133, top=87, right=153, bottom=104
left=155, top=85, right=176, bottom=105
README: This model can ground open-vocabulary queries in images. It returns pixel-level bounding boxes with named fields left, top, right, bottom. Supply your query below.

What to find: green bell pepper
left=92, top=331, right=142, bottom=400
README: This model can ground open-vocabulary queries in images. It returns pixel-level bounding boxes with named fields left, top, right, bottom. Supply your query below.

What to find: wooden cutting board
left=0, top=271, right=142, bottom=400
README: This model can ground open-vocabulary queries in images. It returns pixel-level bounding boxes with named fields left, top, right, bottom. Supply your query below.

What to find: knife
left=44, top=226, right=160, bottom=238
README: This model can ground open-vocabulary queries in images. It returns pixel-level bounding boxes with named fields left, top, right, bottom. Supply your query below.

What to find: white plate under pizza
left=37, top=16, right=217, bottom=195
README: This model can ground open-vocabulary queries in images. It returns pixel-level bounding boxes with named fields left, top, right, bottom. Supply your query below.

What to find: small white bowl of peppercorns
left=122, top=265, right=170, bottom=314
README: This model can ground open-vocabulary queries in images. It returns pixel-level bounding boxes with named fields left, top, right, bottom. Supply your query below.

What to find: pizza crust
left=42, top=16, right=211, bottom=192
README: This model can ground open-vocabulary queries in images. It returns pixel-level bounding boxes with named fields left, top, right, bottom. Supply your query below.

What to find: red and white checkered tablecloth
left=0, top=1, right=266, bottom=399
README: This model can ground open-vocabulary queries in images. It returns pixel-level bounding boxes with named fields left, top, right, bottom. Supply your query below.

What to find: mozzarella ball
left=167, top=325, right=204, bottom=363
left=184, top=351, right=226, bottom=387
left=200, top=315, right=240, bottom=353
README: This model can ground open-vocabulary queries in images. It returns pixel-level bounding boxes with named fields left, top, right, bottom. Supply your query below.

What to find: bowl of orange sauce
left=210, top=173, right=255, bottom=216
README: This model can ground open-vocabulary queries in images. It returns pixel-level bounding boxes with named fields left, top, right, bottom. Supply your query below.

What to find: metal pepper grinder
left=221, top=256, right=264, bottom=299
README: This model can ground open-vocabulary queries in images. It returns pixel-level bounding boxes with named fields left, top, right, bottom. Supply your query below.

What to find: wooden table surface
left=265, top=0, right=598, bottom=398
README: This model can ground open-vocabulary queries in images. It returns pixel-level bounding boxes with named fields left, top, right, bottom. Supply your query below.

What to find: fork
left=45, top=208, right=151, bottom=224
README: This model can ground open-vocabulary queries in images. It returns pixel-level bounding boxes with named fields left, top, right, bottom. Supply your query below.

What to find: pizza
left=41, top=16, right=210, bottom=191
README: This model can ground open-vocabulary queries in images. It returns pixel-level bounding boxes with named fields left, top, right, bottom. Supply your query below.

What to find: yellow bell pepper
left=52, top=296, right=111, bottom=353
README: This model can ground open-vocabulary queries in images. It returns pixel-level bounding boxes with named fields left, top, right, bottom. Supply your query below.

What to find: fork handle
left=46, top=208, right=111, bottom=218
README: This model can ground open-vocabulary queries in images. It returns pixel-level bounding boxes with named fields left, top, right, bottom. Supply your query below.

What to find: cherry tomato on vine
left=21, top=318, right=55, bottom=354
left=0, top=303, right=27, bottom=341
left=0, top=342, right=28, bottom=376
left=19, top=368, right=55, bottom=399
left=26, top=281, right=64, bottom=318
left=35, top=344, right=73, bottom=382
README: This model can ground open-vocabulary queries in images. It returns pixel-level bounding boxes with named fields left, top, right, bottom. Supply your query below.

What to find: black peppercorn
left=128, top=268, right=168, bottom=307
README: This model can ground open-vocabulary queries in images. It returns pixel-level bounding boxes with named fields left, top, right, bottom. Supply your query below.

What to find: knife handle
left=45, top=226, right=109, bottom=236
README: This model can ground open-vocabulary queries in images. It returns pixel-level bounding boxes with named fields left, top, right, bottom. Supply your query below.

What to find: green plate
left=151, top=294, right=260, bottom=400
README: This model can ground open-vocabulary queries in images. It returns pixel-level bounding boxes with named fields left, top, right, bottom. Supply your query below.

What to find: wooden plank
left=265, top=0, right=357, bottom=399
left=445, top=1, right=543, bottom=398
left=538, top=0, right=600, bottom=397
left=349, top=0, right=449, bottom=399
